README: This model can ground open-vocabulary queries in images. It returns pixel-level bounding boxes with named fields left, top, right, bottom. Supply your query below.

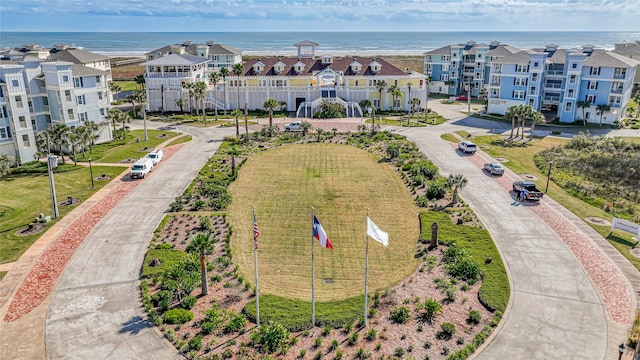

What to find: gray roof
left=491, top=50, right=533, bottom=65
left=140, top=53, right=211, bottom=66
left=486, top=45, right=520, bottom=57
left=424, top=45, right=451, bottom=56
left=294, top=40, right=319, bottom=47
left=48, top=48, right=110, bottom=64
left=613, top=43, right=640, bottom=56
left=145, top=42, right=241, bottom=57
left=584, top=51, right=640, bottom=68
left=71, top=64, right=109, bottom=77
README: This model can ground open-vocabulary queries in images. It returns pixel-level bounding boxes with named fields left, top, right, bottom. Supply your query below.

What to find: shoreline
left=103, top=50, right=428, bottom=59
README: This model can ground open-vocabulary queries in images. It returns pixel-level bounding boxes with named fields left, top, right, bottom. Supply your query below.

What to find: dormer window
left=321, top=55, right=333, bottom=64
left=253, top=60, right=265, bottom=74
left=350, top=60, right=362, bottom=73
left=274, top=60, right=285, bottom=74
left=294, top=61, right=305, bottom=74
left=369, top=60, right=382, bottom=74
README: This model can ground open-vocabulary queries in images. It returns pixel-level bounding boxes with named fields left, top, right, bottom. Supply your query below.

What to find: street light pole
left=47, top=155, right=59, bottom=218
left=545, top=160, right=553, bottom=193
left=88, top=157, right=94, bottom=190
left=618, top=343, right=625, bottom=360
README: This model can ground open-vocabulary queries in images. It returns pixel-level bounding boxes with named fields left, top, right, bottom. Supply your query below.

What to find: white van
left=130, top=158, right=154, bottom=179
left=147, top=149, right=164, bottom=165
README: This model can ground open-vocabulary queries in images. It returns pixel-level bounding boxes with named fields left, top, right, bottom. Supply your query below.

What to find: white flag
left=367, top=217, right=389, bottom=247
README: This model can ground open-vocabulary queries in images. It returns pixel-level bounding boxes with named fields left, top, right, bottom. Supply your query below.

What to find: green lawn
left=227, top=143, right=420, bottom=302
left=0, top=165, right=127, bottom=263
left=86, top=130, right=178, bottom=163
left=457, top=134, right=640, bottom=271
left=113, top=80, right=139, bottom=92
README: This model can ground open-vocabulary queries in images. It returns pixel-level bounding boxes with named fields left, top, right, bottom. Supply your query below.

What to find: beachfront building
left=0, top=57, right=113, bottom=163
left=142, top=41, right=427, bottom=117
left=140, top=54, right=211, bottom=113
left=486, top=44, right=639, bottom=124
left=424, top=41, right=520, bottom=97
left=612, top=40, right=640, bottom=91
left=145, top=40, right=242, bottom=71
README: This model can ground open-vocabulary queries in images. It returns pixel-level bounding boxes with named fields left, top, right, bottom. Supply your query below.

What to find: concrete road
left=397, top=123, right=608, bottom=359
left=45, top=125, right=234, bottom=359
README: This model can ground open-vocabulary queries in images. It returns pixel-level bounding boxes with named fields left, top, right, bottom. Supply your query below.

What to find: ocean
left=1, top=31, right=639, bottom=57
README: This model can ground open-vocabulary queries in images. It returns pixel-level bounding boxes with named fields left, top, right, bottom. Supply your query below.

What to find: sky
left=1, top=0, right=639, bottom=32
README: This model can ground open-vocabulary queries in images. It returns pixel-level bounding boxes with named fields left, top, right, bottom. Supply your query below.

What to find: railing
left=145, top=72, right=194, bottom=78
left=610, top=88, right=623, bottom=94
left=544, top=83, right=562, bottom=89
left=547, top=70, right=564, bottom=75
left=613, top=74, right=626, bottom=79
left=491, top=68, right=501, bottom=74
left=490, top=81, right=501, bottom=86
left=609, top=102, right=621, bottom=108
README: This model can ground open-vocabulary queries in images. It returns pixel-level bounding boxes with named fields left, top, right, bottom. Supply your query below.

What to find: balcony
left=544, top=83, right=562, bottom=90
left=609, top=102, right=622, bottom=108
left=610, top=88, right=623, bottom=94
left=613, top=73, right=626, bottom=79
left=490, top=81, right=501, bottom=86
left=145, top=72, right=194, bottom=78
left=491, top=68, right=502, bottom=74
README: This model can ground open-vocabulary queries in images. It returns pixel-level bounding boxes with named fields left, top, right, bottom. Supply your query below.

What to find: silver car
left=483, top=162, right=504, bottom=175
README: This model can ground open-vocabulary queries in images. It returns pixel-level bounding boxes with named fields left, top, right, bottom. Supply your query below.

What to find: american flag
left=253, top=212, right=260, bottom=249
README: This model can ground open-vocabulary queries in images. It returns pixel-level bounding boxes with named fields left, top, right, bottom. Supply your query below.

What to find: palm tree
left=182, top=82, right=194, bottom=114
left=300, top=121, right=312, bottom=136
left=108, top=82, right=121, bottom=102
left=418, top=298, right=442, bottom=325
left=36, top=129, right=52, bottom=155
left=188, top=233, right=214, bottom=295
left=505, top=105, right=518, bottom=138
left=633, top=91, right=640, bottom=105
left=82, top=121, right=100, bottom=155
left=424, top=77, right=431, bottom=122
left=231, top=109, right=242, bottom=137
left=529, top=110, right=545, bottom=139
left=219, top=67, right=230, bottom=115
left=375, top=80, right=387, bottom=111
left=120, top=112, right=132, bottom=142
left=193, top=81, right=206, bottom=125
left=576, top=100, right=591, bottom=126
left=596, top=104, right=611, bottom=126
left=359, top=99, right=371, bottom=115
left=244, top=103, right=249, bottom=138
left=447, top=174, right=468, bottom=204
left=409, top=98, right=421, bottom=124
left=50, top=123, right=69, bottom=164
left=175, top=98, right=186, bottom=113
left=67, top=129, right=83, bottom=165
left=406, top=81, right=413, bottom=112
left=135, top=74, right=146, bottom=91
left=478, top=88, right=488, bottom=111
left=627, top=106, right=637, bottom=120
left=232, top=63, right=244, bottom=110
left=208, top=72, right=221, bottom=121
left=126, top=94, right=137, bottom=118
left=227, top=146, right=240, bottom=175
left=263, top=98, right=280, bottom=128
left=387, top=85, right=403, bottom=112
left=0, top=154, right=16, bottom=177
left=106, top=108, right=122, bottom=136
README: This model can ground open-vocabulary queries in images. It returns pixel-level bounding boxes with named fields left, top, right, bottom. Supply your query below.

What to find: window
left=565, top=102, right=572, bottom=112
left=530, top=86, right=536, bottom=95
left=22, top=134, right=31, bottom=148
left=62, top=75, right=69, bottom=83
left=532, top=73, right=538, bottom=82
left=586, top=95, right=595, bottom=103
left=393, top=99, right=401, bottom=108
left=569, top=75, right=577, bottom=84
left=491, top=88, right=500, bottom=97
left=609, top=96, right=621, bottom=105
left=95, top=76, right=101, bottom=84
left=354, top=80, right=359, bottom=86
left=77, top=95, right=86, bottom=105
left=571, top=63, right=578, bottom=69
left=100, top=108, right=105, bottom=116
left=79, top=112, right=86, bottom=121
left=567, top=89, right=575, bottom=98
left=513, top=90, right=525, bottom=99
left=65, top=90, right=72, bottom=102
left=588, top=81, right=597, bottom=90
left=0, top=128, right=7, bottom=139
left=440, top=74, right=449, bottom=81
left=442, top=55, right=450, bottom=61
left=74, top=78, right=83, bottom=88
left=529, top=99, right=534, bottom=106
left=452, top=61, right=457, bottom=68
left=28, top=100, right=33, bottom=112
left=68, top=109, right=75, bottom=120
left=15, top=95, right=24, bottom=108
left=12, top=80, right=19, bottom=87
left=515, top=78, right=527, bottom=86
left=614, top=68, right=627, bottom=79
left=515, top=64, right=528, bottom=73
left=442, top=64, right=449, bottom=71
left=31, top=118, right=36, bottom=128
left=98, top=92, right=103, bottom=100
left=533, top=61, right=539, bottom=67
left=453, top=53, right=457, bottom=57
left=373, top=99, right=380, bottom=108
left=0, top=87, right=3, bottom=98
left=19, top=116, right=27, bottom=128
left=589, top=67, right=600, bottom=76
left=451, top=71, right=456, bottom=78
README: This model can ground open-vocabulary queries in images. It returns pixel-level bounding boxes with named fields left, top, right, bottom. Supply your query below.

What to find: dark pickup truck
left=512, top=181, right=544, bottom=201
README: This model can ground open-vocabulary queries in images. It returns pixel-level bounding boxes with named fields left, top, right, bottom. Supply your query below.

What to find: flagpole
left=364, top=210, right=370, bottom=328
left=311, top=208, right=316, bottom=328
left=253, top=207, right=260, bottom=326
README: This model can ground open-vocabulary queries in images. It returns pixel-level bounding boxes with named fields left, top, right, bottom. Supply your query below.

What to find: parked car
left=458, top=141, right=477, bottom=154
left=147, top=149, right=164, bottom=165
left=484, top=163, right=504, bottom=175
left=284, top=122, right=302, bottom=131
left=512, top=180, right=544, bottom=201
left=456, top=95, right=469, bottom=101
left=130, top=158, right=154, bottom=179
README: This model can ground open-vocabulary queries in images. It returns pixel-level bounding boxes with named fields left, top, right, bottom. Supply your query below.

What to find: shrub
left=437, top=322, right=456, bottom=340
left=314, top=337, right=322, bottom=348
left=390, top=306, right=412, bottom=324
left=180, top=296, right=197, bottom=309
left=251, top=321, right=290, bottom=353
left=329, top=339, right=339, bottom=351
left=366, top=328, right=377, bottom=341
left=425, top=178, right=448, bottom=199
left=394, top=347, right=405, bottom=357
left=348, top=332, right=359, bottom=345
left=299, top=349, right=307, bottom=358
left=188, top=335, right=203, bottom=351
left=468, top=310, right=482, bottom=325
left=225, top=312, right=247, bottom=333
left=447, top=259, right=482, bottom=284
left=335, top=349, right=343, bottom=359
left=163, top=309, right=194, bottom=324
left=355, top=348, right=371, bottom=359
left=155, top=243, right=173, bottom=250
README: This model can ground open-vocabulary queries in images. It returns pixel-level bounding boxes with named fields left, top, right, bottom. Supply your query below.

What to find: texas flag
left=313, top=215, right=334, bottom=249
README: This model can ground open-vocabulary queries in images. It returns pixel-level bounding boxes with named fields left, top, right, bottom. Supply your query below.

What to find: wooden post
left=431, top=222, right=439, bottom=248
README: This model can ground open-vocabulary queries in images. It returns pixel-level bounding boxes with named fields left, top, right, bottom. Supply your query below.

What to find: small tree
left=447, top=174, right=468, bottom=204
left=300, top=121, right=312, bottom=136
left=418, top=298, right=443, bottom=325
left=596, top=104, right=611, bottom=126
left=577, top=100, right=592, bottom=126
left=263, top=98, right=280, bottom=128
left=0, top=155, right=16, bottom=177
left=175, top=98, right=186, bottom=113
left=186, top=233, right=214, bottom=295
left=231, top=109, right=243, bottom=137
